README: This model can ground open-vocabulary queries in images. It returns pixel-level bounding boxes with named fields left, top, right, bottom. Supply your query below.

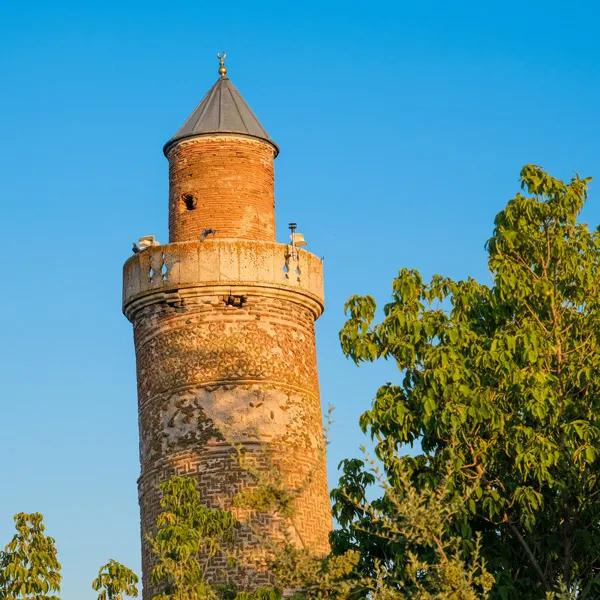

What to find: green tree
left=230, top=589, right=282, bottom=600
left=148, top=475, right=236, bottom=600
left=335, top=165, right=600, bottom=598
left=270, top=455, right=492, bottom=599
left=93, top=559, right=139, bottom=600
left=0, top=512, right=61, bottom=600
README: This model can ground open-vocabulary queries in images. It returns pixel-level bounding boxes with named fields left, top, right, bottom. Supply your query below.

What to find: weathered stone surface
left=123, top=239, right=324, bottom=312
left=128, top=291, right=330, bottom=592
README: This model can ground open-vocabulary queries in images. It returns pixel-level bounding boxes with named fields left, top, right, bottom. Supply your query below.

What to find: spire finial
left=217, top=52, right=227, bottom=79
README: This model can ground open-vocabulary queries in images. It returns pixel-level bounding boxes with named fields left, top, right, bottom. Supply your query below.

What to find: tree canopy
left=93, top=559, right=139, bottom=600
left=0, top=512, right=61, bottom=600
left=335, top=165, right=600, bottom=598
left=148, top=476, right=236, bottom=600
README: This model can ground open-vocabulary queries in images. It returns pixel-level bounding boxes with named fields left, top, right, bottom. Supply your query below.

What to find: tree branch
left=505, top=518, right=549, bottom=591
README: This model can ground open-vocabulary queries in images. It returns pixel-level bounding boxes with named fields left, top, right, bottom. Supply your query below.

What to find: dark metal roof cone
left=163, top=75, right=278, bottom=156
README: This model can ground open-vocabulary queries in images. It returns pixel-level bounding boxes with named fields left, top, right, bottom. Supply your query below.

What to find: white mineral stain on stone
left=201, top=386, right=300, bottom=441
left=157, top=385, right=311, bottom=451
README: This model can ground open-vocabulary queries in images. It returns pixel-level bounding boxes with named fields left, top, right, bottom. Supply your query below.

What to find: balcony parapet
left=123, top=239, right=324, bottom=320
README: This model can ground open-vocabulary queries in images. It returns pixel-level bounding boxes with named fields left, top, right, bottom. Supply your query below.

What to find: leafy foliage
left=272, top=545, right=362, bottom=599
left=93, top=559, right=139, bottom=600
left=328, top=456, right=494, bottom=598
left=148, top=476, right=236, bottom=600
left=335, top=165, right=600, bottom=598
left=149, top=475, right=290, bottom=600
left=270, top=454, right=492, bottom=599
left=228, top=588, right=282, bottom=600
left=0, top=512, right=61, bottom=600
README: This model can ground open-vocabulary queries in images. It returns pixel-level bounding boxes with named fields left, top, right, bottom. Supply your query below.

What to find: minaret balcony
left=123, top=239, right=324, bottom=320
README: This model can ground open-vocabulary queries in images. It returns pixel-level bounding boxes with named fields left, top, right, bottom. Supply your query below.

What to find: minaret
left=123, top=56, right=331, bottom=595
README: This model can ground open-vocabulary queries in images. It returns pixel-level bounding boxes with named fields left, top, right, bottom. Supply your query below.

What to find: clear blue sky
left=1, top=1, right=599, bottom=598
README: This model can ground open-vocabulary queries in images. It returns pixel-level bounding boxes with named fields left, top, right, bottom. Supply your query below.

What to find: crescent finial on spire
left=217, top=52, right=227, bottom=79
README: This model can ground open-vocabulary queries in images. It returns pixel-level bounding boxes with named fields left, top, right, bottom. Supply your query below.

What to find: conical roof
left=164, top=74, right=278, bottom=156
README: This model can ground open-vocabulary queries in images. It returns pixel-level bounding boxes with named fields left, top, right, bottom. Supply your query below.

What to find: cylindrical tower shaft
left=123, top=60, right=330, bottom=598
left=167, top=136, right=276, bottom=243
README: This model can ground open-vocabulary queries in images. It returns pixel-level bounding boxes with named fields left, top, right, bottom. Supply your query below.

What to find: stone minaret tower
left=123, top=57, right=331, bottom=596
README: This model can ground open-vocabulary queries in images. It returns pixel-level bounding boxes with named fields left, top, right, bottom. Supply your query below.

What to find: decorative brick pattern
left=130, top=294, right=331, bottom=594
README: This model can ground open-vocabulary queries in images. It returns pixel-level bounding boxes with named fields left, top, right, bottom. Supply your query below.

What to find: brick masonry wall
left=167, top=135, right=276, bottom=243
left=131, top=292, right=331, bottom=596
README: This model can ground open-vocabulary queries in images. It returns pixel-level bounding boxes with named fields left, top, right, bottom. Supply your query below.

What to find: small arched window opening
left=182, top=193, right=197, bottom=210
